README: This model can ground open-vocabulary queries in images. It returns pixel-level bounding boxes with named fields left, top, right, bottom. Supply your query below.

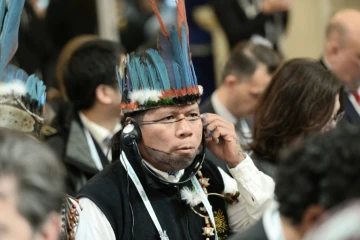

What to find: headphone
left=121, top=121, right=142, bottom=147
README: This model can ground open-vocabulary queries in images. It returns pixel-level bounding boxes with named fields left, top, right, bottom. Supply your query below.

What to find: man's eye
left=186, top=113, right=200, bottom=120
left=163, top=116, right=175, bottom=121
left=190, top=113, right=200, bottom=118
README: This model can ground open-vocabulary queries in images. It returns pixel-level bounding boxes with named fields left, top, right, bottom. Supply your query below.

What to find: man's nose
left=175, top=118, right=193, bottom=138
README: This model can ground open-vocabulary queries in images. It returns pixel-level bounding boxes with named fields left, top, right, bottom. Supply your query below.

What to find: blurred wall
left=281, top=0, right=360, bottom=59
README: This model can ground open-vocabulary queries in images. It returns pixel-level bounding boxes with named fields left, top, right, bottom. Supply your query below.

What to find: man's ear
left=95, top=84, right=113, bottom=104
left=327, top=39, right=341, bottom=57
left=223, top=75, right=238, bottom=88
left=37, top=212, right=61, bottom=240
left=299, top=205, right=325, bottom=236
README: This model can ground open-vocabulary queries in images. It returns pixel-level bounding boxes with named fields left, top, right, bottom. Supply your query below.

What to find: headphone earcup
left=121, top=122, right=142, bottom=146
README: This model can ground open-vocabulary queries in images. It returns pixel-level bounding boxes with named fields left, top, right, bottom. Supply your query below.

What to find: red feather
left=150, top=0, right=170, bottom=39
left=176, top=0, right=189, bottom=44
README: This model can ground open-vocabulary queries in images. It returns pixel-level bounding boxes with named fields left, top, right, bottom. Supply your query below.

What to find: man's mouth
left=174, top=146, right=195, bottom=155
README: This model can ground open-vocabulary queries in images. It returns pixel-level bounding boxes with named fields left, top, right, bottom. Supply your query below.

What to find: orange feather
left=150, top=0, right=170, bottom=39
left=176, top=0, right=189, bottom=44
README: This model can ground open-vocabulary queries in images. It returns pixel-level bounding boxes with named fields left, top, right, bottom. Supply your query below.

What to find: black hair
left=222, top=41, right=281, bottom=82
left=63, top=39, right=122, bottom=111
left=275, top=123, right=360, bottom=225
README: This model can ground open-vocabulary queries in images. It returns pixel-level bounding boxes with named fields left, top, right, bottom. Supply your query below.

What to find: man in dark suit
left=200, top=41, right=280, bottom=173
left=212, top=0, right=291, bottom=51
left=321, top=9, right=360, bottom=125
left=229, top=123, right=360, bottom=240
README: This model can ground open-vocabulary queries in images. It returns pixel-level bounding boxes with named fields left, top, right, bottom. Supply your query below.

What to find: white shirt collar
left=263, top=202, right=286, bottom=240
left=143, top=161, right=185, bottom=183
left=79, top=112, right=122, bottom=156
left=211, top=91, right=237, bottom=125
left=322, top=57, right=332, bottom=70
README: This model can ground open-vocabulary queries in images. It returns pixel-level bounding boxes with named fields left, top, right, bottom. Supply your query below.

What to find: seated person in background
left=200, top=41, right=281, bottom=174
left=229, top=123, right=360, bottom=240
left=45, top=39, right=123, bottom=195
left=250, top=58, right=343, bottom=178
left=321, top=9, right=360, bottom=124
left=212, top=0, right=293, bottom=50
left=303, top=200, right=360, bottom=240
left=74, top=1, right=275, bottom=239
left=0, top=1, right=81, bottom=239
left=0, top=129, right=65, bottom=240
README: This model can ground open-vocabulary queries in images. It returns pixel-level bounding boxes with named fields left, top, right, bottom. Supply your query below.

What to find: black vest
left=78, top=148, right=230, bottom=240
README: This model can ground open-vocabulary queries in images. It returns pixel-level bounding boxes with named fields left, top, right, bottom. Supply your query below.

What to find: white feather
left=129, top=90, right=161, bottom=105
left=198, top=85, right=203, bottom=95
left=0, top=81, right=27, bottom=96
left=180, top=187, right=202, bottom=207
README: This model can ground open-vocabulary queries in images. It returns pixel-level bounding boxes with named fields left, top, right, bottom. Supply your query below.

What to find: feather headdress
left=118, top=0, right=203, bottom=113
left=0, top=0, right=46, bottom=138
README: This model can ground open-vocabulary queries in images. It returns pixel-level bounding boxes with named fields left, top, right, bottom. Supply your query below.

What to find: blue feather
left=3, top=65, right=28, bottom=83
left=190, top=61, right=198, bottom=86
left=25, top=74, right=36, bottom=99
left=170, top=27, right=186, bottom=90
left=40, top=92, right=46, bottom=107
left=115, top=65, right=123, bottom=93
left=146, top=61, right=159, bottom=90
left=0, top=0, right=25, bottom=80
left=134, top=57, right=149, bottom=90
left=158, top=32, right=181, bottom=90
left=181, top=22, right=193, bottom=88
left=0, top=0, right=6, bottom=31
left=127, top=55, right=139, bottom=92
left=34, top=76, right=46, bottom=106
left=146, top=49, right=170, bottom=91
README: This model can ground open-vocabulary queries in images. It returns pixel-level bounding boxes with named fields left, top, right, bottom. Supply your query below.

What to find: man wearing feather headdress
left=74, top=0, right=274, bottom=239
left=0, top=1, right=81, bottom=240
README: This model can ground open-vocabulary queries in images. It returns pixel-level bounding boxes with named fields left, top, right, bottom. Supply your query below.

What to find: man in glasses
left=74, top=1, right=274, bottom=239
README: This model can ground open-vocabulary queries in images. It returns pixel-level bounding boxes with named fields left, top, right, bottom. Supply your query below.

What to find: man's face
left=108, top=85, right=123, bottom=117
left=0, top=175, right=34, bottom=240
left=232, top=64, right=272, bottom=118
left=137, top=103, right=203, bottom=171
left=332, top=35, right=360, bottom=90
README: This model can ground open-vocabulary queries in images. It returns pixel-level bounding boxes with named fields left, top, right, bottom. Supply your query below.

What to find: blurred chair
left=56, top=35, right=98, bottom=100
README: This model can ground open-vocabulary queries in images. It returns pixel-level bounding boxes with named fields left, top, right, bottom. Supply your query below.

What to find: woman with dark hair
left=250, top=58, right=344, bottom=177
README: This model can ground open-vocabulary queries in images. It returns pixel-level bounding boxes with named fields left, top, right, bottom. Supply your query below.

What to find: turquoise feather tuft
left=0, top=0, right=25, bottom=79
left=146, top=49, right=171, bottom=91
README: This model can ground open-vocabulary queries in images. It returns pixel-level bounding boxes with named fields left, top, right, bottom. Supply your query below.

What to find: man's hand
left=201, top=113, right=245, bottom=168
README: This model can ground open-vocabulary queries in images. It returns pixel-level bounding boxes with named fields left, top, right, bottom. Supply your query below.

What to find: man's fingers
left=203, top=119, right=234, bottom=134
left=205, top=125, right=237, bottom=144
